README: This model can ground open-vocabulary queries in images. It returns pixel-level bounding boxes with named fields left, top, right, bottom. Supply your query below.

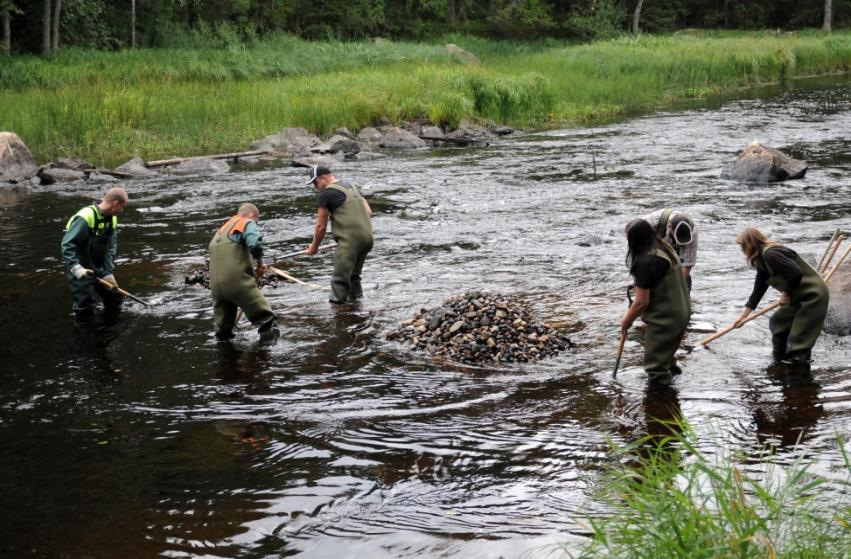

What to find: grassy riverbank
left=566, top=425, right=851, bottom=559
left=1, top=30, right=850, bottom=167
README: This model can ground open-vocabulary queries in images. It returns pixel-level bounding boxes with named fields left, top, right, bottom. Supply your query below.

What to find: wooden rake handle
left=699, top=301, right=780, bottom=346
left=268, top=266, right=325, bottom=290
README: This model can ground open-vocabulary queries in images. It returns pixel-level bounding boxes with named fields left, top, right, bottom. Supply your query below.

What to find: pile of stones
left=184, top=264, right=280, bottom=289
left=387, top=290, right=573, bottom=364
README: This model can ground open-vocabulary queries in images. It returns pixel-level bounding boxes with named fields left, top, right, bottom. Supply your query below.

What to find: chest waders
left=756, top=247, right=829, bottom=359
left=64, top=205, right=122, bottom=320
left=642, top=248, right=691, bottom=381
left=325, top=182, right=374, bottom=303
left=209, top=216, right=275, bottom=339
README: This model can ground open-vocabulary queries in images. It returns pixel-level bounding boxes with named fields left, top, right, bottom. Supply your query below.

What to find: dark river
left=1, top=77, right=850, bottom=558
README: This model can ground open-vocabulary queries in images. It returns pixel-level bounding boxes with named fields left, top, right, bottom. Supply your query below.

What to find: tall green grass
left=1, top=31, right=849, bottom=166
left=565, top=424, right=851, bottom=559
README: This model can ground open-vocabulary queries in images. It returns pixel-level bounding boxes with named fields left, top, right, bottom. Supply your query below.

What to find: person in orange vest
left=60, top=187, right=129, bottom=322
left=209, top=203, right=278, bottom=341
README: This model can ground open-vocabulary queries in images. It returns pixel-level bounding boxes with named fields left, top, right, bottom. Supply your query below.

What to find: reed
left=562, top=424, right=851, bottom=559
left=2, top=31, right=849, bottom=166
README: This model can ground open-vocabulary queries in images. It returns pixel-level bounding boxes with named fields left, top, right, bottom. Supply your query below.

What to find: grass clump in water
left=564, top=424, right=851, bottom=559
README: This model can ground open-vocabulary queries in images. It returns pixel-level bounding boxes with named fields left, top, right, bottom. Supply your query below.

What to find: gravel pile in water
left=184, top=264, right=281, bottom=289
left=387, top=290, right=573, bottom=364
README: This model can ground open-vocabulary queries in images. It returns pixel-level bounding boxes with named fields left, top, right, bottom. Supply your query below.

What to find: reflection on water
left=1, top=77, right=850, bottom=558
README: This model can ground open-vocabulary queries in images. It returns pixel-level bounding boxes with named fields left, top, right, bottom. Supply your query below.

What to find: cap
left=306, top=165, right=332, bottom=185
left=670, top=216, right=694, bottom=246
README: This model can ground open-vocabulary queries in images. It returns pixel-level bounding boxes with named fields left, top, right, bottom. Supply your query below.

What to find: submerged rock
left=0, top=132, right=38, bottom=181
left=721, top=141, right=807, bottom=183
left=387, top=290, right=574, bottom=364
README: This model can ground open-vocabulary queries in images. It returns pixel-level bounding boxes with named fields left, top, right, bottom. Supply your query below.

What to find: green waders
left=325, top=182, right=374, bottom=303
left=63, top=205, right=122, bottom=322
left=642, top=247, right=691, bottom=382
left=209, top=218, right=276, bottom=339
left=756, top=247, right=829, bottom=361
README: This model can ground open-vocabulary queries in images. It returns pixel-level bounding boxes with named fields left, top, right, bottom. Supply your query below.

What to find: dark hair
left=625, top=218, right=657, bottom=269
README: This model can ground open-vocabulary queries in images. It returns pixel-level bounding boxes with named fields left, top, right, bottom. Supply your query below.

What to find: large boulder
left=250, top=127, right=321, bottom=154
left=420, top=125, right=445, bottom=140
left=291, top=153, right=344, bottom=168
left=825, top=266, right=851, bottom=336
left=721, top=141, right=808, bottom=183
left=37, top=167, right=86, bottom=184
left=0, top=132, right=38, bottom=181
left=51, top=157, right=95, bottom=172
left=166, top=157, right=230, bottom=176
left=115, top=156, right=158, bottom=177
left=357, top=127, right=383, bottom=144
left=445, top=43, right=480, bottom=65
left=379, top=127, right=428, bottom=149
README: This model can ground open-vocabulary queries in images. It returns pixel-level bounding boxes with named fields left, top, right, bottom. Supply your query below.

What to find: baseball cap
left=671, top=216, right=694, bottom=245
left=306, top=165, right=332, bottom=185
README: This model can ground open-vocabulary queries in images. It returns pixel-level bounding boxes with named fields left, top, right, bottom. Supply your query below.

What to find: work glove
left=101, top=274, right=118, bottom=289
left=71, top=265, right=95, bottom=279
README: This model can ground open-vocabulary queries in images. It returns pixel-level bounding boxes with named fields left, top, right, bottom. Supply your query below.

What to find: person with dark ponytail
left=620, top=219, right=691, bottom=385
left=733, top=227, right=828, bottom=364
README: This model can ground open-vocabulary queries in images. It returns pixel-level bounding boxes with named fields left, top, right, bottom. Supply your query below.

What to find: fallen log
left=146, top=150, right=272, bottom=168
left=419, top=135, right=489, bottom=147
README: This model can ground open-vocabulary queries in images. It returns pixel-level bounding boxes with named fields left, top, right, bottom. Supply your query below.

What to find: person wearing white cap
left=642, top=208, right=698, bottom=289
left=305, top=166, right=374, bottom=304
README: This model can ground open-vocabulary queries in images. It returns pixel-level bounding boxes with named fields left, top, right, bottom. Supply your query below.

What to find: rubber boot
left=258, top=320, right=280, bottom=342
left=215, top=329, right=235, bottom=342
left=772, top=331, right=790, bottom=361
left=647, top=370, right=673, bottom=386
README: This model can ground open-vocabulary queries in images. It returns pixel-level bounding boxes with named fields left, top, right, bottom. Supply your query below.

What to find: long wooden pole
left=275, top=243, right=336, bottom=261
left=612, top=331, right=627, bottom=378
left=823, top=244, right=851, bottom=283
left=699, top=302, right=779, bottom=346
left=96, top=277, right=151, bottom=306
left=816, top=229, right=840, bottom=272
left=268, top=266, right=324, bottom=290
left=820, top=235, right=845, bottom=274
left=146, top=149, right=271, bottom=168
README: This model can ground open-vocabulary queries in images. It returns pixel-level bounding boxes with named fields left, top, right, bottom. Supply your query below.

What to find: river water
left=1, top=77, right=850, bottom=558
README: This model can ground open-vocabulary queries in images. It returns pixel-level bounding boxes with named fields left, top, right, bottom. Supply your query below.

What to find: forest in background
left=1, top=0, right=848, bottom=56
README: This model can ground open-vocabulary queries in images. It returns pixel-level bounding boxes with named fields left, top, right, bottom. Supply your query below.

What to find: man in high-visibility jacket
left=209, top=203, right=278, bottom=341
left=305, top=166, right=374, bottom=304
left=60, top=187, right=129, bottom=322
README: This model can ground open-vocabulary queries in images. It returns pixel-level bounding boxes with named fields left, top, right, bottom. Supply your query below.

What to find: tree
left=42, top=0, right=50, bottom=54
left=0, top=0, right=15, bottom=55
left=130, top=0, right=135, bottom=47
left=632, top=0, right=643, bottom=33
left=823, top=0, right=832, bottom=30
left=51, top=0, right=61, bottom=50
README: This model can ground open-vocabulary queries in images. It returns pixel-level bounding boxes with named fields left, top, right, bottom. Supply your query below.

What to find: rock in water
left=0, top=132, right=38, bottom=181
left=184, top=264, right=282, bottom=290
left=825, top=266, right=851, bottom=336
left=387, top=291, right=573, bottom=364
left=166, top=157, right=230, bottom=176
left=115, top=157, right=158, bottom=177
left=720, top=141, right=807, bottom=183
